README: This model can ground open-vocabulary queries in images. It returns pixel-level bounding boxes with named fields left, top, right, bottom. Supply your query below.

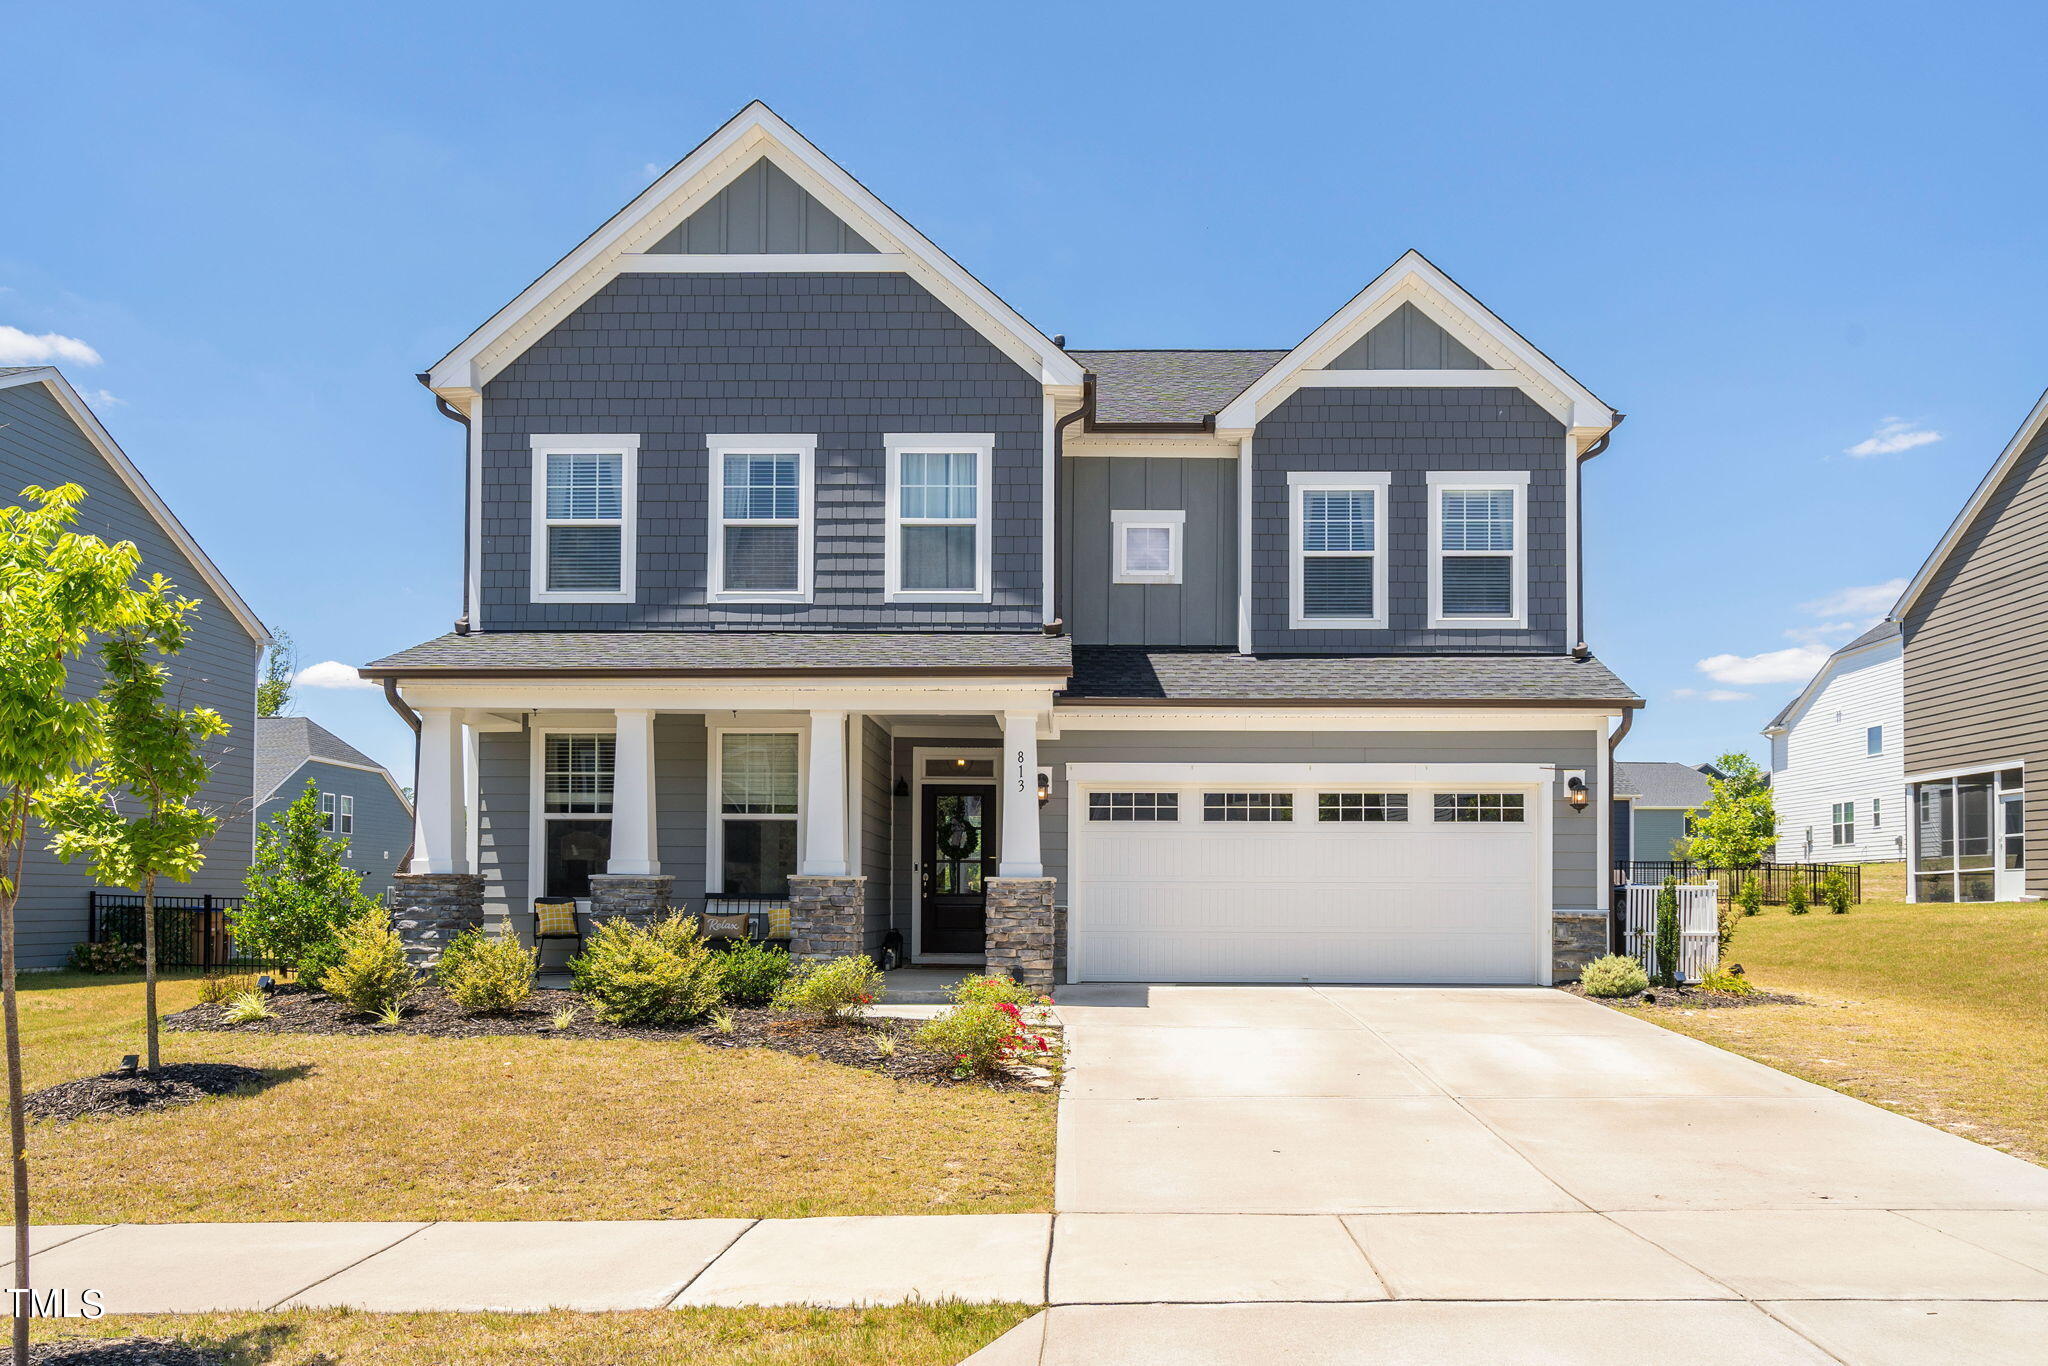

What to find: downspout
left=1604, top=704, right=1636, bottom=943
left=418, top=373, right=474, bottom=636
left=1572, top=413, right=1625, bottom=656
left=1046, top=373, right=1093, bottom=634
left=383, top=679, right=423, bottom=873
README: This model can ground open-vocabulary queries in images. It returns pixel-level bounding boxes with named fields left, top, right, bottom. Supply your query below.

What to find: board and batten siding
left=1771, top=637, right=1906, bottom=865
left=0, top=381, right=261, bottom=968
left=1059, top=456, right=1236, bottom=647
left=1902, top=414, right=2048, bottom=897
left=1248, top=386, right=1570, bottom=654
left=256, top=761, right=412, bottom=901
left=477, top=272, right=1045, bottom=632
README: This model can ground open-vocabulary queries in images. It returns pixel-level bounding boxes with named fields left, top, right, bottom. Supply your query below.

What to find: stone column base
left=391, top=871, right=484, bottom=972
left=986, top=877, right=1057, bottom=991
left=789, top=875, right=866, bottom=960
left=588, top=874, right=673, bottom=929
left=1552, top=910, right=1610, bottom=982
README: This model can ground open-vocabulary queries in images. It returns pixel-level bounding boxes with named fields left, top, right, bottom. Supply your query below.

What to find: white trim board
left=1061, top=761, right=1551, bottom=785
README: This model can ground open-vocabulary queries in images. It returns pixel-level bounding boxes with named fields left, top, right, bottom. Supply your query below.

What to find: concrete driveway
left=995, top=983, right=2048, bottom=1364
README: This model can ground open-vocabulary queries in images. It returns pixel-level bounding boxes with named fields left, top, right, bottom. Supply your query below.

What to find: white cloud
left=643, top=162, right=665, bottom=181
left=1845, top=418, right=1940, bottom=457
left=1696, top=645, right=1832, bottom=686
left=0, top=326, right=102, bottom=366
left=1673, top=687, right=1756, bottom=703
left=294, top=660, right=376, bottom=691
left=1799, top=577, right=1907, bottom=620
left=84, top=388, right=124, bottom=408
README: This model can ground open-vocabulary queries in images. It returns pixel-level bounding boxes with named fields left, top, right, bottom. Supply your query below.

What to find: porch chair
left=532, top=897, right=584, bottom=955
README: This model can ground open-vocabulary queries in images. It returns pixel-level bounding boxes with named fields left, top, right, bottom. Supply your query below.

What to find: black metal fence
left=1612, top=860, right=1861, bottom=908
left=87, top=891, right=281, bottom=970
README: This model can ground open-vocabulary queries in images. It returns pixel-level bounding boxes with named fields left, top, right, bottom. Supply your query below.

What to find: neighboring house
left=1763, top=622, right=1905, bottom=867
left=363, top=102, right=1641, bottom=986
left=254, top=716, right=413, bottom=899
left=1889, top=389, right=2048, bottom=903
left=0, top=367, right=267, bottom=967
left=1610, top=761, right=1716, bottom=863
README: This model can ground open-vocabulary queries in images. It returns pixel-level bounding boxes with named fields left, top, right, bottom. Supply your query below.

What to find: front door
left=921, top=785, right=998, bottom=956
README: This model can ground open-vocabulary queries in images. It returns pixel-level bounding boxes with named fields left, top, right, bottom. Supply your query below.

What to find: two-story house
left=1764, top=622, right=1906, bottom=867
left=363, top=103, right=1641, bottom=986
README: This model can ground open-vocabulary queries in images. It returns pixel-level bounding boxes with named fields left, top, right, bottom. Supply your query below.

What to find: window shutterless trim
left=884, top=433, right=995, bottom=603
left=1111, top=509, right=1186, bottom=585
left=1287, top=470, right=1389, bottom=630
left=704, top=723, right=808, bottom=896
left=529, top=434, right=640, bottom=604
left=1426, top=470, right=1528, bottom=630
left=705, top=434, right=818, bottom=604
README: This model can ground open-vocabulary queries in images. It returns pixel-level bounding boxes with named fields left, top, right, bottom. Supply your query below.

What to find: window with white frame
left=886, top=433, right=993, bottom=600
left=1288, top=471, right=1387, bottom=629
left=1866, top=725, right=1883, bottom=756
left=1088, top=792, right=1179, bottom=822
left=531, top=435, right=638, bottom=602
left=1112, top=510, right=1185, bottom=584
left=1203, top=792, right=1293, bottom=822
left=319, top=792, right=337, bottom=834
left=1429, top=472, right=1526, bottom=627
left=1433, top=792, right=1525, bottom=823
left=1832, top=801, right=1854, bottom=845
left=541, top=733, right=614, bottom=899
left=338, top=794, right=354, bottom=836
left=708, top=435, right=815, bottom=601
left=717, top=732, right=800, bottom=897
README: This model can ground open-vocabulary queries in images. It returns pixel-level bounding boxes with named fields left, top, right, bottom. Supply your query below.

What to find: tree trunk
left=4, top=811, right=31, bottom=1366
left=143, top=872, right=159, bottom=1073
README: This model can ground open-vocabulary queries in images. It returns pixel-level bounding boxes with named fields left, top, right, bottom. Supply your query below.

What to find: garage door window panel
left=1433, top=792, right=1526, bottom=823
left=1088, top=792, right=1180, bottom=822
left=1319, top=792, right=1408, bottom=822
left=1203, top=792, right=1293, bottom=822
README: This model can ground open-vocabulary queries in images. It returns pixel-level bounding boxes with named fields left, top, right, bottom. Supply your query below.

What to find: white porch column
left=998, top=711, right=1043, bottom=878
left=412, top=706, right=470, bottom=874
left=607, top=708, right=660, bottom=875
left=799, top=710, right=851, bottom=877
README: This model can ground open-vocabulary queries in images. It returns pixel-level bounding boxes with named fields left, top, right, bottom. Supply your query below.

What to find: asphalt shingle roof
left=1614, top=761, right=1714, bottom=809
left=1061, top=647, right=1642, bottom=705
left=1067, top=350, right=1287, bottom=426
left=362, top=631, right=1073, bottom=676
left=255, top=716, right=388, bottom=802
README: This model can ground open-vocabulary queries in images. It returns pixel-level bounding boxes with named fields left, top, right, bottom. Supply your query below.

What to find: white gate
left=1621, top=883, right=1720, bottom=984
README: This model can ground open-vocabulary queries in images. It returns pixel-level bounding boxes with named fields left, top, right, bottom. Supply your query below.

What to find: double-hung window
left=338, top=794, right=354, bottom=836
left=1288, top=471, right=1388, bottom=629
left=708, top=435, right=816, bottom=602
left=319, top=792, right=338, bottom=834
left=1832, top=801, right=1855, bottom=846
left=541, top=732, right=615, bottom=899
left=1112, top=510, right=1185, bottom=584
left=886, top=433, right=993, bottom=601
left=716, top=732, right=801, bottom=897
left=1429, top=471, right=1527, bottom=628
left=531, top=435, right=638, bottom=603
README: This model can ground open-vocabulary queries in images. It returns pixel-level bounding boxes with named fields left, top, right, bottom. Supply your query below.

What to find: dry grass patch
left=32, top=1304, right=1034, bottom=1366
left=25, top=973, right=1053, bottom=1223
left=1617, top=899, right=2048, bottom=1162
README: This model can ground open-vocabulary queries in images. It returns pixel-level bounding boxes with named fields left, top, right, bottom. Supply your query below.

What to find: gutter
left=382, top=679, right=423, bottom=874
left=1572, top=413, right=1625, bottom=655
left=417, top=373, right=474, bottom=636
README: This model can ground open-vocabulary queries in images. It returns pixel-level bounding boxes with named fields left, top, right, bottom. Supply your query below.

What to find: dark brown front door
left=921, top=785, right=998, bottom=956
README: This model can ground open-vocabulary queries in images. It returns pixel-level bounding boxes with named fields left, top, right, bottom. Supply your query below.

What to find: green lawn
left=1618, top=898, right=2048, bottom=1161
left=23, top=972, right=1054, bottom=1223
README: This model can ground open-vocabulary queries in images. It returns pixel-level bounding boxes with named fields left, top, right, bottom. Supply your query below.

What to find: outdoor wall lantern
left=1565, top=772, right=1590, bottom=811
left=1036, top=769, right=1052, bottom=808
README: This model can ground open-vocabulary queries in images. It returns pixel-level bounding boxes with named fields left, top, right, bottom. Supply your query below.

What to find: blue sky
left=4, top=1, right=2044, bottom=779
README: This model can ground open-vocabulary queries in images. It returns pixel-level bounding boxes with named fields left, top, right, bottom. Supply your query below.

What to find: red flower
left=997, top=1002, right=1021, bottom=1018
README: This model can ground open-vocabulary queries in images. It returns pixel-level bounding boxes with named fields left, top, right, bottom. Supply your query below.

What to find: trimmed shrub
left=718, top=939, right=793, bottom=1007
left=318, top=906, right=417, bottom=1016
left=1580, top=954, right=1649, bottom=998
left=1653, top=877, right=1681, bottom=987
left=444, top=931, right=538, bottom=1014
left=949, top=973, right=1050, bottom=1012
left=1737, top=875, right=1763, bottom=918
left=773, top=954, right=885, bottom=1022
left=1821, top=869, right=1852, bottom=915
left=569, top=914, right=723, bottom=1027
left=916, top=999, right=1053, bottom=1076
left=434, top=924, right=489, bottom=990
left=66, top=940, right=142, bottom=974
left=1785, top=878, right=1811, bottom=914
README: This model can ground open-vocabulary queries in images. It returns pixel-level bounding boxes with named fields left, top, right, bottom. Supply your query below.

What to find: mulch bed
left=32, top=1341, right=227, bottom=1366
left=167, top=984, right=1058, bottom=1093
left=1563, top=982, right=1805, bottom=1010
left=24, top=1063, right=271, bottom=1122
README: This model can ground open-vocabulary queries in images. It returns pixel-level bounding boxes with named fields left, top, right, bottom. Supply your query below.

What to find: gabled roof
left=1891, top=387, right=2048, bottom=622
left=256, top=716, right=410, bottom=809
left=425, top=101, right=1084, bottom=402
left=1762, top=619, right=1901, bottom=733
left=0, top=368, right=269, bottom=643
left=1613, top=761, right=1714, bottom=809
left=1213, top=250, right=1616, bottom=437
left=1066, top=350, right=1289, bottom=427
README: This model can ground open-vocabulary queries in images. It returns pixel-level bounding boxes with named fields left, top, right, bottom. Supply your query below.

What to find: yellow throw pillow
left=535, top=900, right=579, bottom=937
left=764, top=904, right=792, bottom=939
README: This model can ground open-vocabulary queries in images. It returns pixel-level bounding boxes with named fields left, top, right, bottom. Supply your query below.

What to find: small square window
left=1112, top=511, right=1185, bottom=584
left=1203, top=792, right=1293, bottom=822
left=1088, top=792, right=1180, bottom=822
left=1318, top=793, right=1409, bottom=822
left=1432, top=792, right=1526, bottom=823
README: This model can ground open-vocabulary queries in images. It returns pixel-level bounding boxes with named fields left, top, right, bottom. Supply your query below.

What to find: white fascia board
left=0, top=369, right=271, bottom=645
left=1905, top=760, right=2026, bottom=784
left=1049, top=707, right=1615, bottom=732
left=1214, top=250, right=1615, bottom=432
left=426, top=102, right=1083, bottom=397
left=1062, top=761, right=1549, bottom=786
left=394, top=678, right=1062, bottom=715
left=1892, top=387, right=2048, bottom=622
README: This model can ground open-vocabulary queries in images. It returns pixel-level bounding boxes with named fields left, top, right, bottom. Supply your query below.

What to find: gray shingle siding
left=1060, top=457, right=1236, bottom=647
left=1249, top=386, right=1570, bottom=654
left=477, top=272, right=1045, bottom=632
left=0, top=382, right=260, bottom=967
left=256, top=761, right=411, bottom=901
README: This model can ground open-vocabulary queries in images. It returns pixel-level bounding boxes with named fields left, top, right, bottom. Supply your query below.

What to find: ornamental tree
left=1680, top=752, right=1776, bottom=867
left=230, top=782, right=381, bottom=978
left=256, top=628, right=295, bottom=718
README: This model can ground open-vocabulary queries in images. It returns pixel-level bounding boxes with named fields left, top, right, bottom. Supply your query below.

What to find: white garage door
left=1068, top=780, right=1548, bottom=984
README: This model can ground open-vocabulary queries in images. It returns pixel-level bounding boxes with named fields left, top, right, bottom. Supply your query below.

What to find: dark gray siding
left=1249, top=386, right=1568, bottom=654
left=256, top=760, right=411, bottom=900
left=858, top=716, right=891, bottom=955
left=476, top=731, right=529, bottom=933
left=1060, top=457, right=1236, bottom=647
left=1610, top=798, right=1633, bottom=865
left=1328, top=303, right=1489, bottom=370
left=1902, top=415, right=2048, bottom=897
left=0, top=383, right=260, bottom=968
left=1038, top=728, right=1601, bottom=911
left=478, top=272, right=1046, bottom=631
left=648, top=160, right=875, bottom=254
